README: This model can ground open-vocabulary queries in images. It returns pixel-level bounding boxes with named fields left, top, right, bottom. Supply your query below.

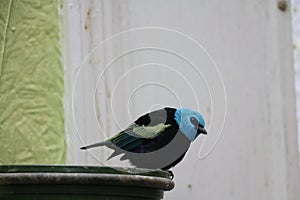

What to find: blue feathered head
left=174, top=108, right=207, bottom=141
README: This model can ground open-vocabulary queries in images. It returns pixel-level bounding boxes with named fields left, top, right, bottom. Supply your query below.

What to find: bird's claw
left=167, top=170, right=174, bottom=180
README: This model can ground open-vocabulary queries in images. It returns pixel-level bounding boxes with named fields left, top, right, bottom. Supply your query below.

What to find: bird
left=80, top=107, right=207, bottom=173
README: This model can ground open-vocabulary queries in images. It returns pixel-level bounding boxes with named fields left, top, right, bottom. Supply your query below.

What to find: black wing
left=108, top=107, right=179, bottom=153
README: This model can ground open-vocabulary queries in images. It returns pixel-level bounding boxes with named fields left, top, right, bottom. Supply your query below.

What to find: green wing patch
left=110, top=123, right=171, bottom=151
left=131, top=123, right=171, bottom=139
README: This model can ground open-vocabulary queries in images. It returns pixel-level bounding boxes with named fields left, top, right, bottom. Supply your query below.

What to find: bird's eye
left=190, top=117, right=198, bottom=127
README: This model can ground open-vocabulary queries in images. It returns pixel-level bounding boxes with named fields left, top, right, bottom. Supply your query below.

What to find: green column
left=0, top=0, right=65, bottom=164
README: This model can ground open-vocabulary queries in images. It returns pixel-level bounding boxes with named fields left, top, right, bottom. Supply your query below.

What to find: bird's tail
left=80, top=141, right=109, bottom=150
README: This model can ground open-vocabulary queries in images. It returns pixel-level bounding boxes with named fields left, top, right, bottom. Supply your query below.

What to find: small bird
left=81, top=107, right=207, bottom=172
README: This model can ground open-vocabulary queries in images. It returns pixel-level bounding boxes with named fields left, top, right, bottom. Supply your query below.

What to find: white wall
left=292, top=0, right=300, bottom=152
left=62, top=0, right=300, bottom=199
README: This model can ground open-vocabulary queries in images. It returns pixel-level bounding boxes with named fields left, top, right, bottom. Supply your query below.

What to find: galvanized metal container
left=0, top=165, right=174, bottom=200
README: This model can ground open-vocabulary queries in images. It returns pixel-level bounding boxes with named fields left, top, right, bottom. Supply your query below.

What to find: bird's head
left=174, top=108, right=207, bottom=141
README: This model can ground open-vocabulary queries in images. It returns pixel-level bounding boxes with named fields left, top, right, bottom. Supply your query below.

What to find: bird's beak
left=197, top=126, right=207, bottom=135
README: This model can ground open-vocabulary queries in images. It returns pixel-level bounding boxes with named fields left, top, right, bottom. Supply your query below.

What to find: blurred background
left=1, top=0, right=300, bottom=199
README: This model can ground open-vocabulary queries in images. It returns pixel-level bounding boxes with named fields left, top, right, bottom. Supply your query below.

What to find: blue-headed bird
left=80, top=107, right=207, bottom=173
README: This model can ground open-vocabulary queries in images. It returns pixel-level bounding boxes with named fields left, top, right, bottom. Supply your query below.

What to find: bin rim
left=0, top=165, right=174, bottom=191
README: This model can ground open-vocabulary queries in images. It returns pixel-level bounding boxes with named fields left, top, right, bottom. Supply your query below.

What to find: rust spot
left=278, top=1, right=287, bottom=12
left=85, top=8, right=92, bottom=30
left=87, top=8, right=91, bottom=17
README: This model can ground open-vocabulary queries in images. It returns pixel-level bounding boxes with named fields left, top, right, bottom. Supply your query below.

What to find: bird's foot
left=167, top=170, right=174, bottom=180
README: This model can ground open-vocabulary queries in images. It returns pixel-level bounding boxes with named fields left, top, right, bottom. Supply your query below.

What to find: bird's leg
left=167, top=170, right=174, bottom=180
